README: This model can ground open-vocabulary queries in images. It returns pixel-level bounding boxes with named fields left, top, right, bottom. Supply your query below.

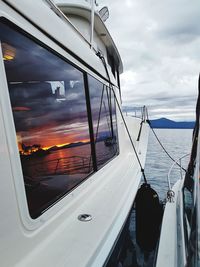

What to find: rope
left=96, top=51, right=148, bottom=184
left=113, top=90, right=148, bottom=184
left=146, top=119, right=187, bottom=172
left=96, top=50, right=189, bottom=183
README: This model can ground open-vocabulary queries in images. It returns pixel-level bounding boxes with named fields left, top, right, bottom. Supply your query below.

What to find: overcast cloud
left=99, top=0, right=200, bottom=121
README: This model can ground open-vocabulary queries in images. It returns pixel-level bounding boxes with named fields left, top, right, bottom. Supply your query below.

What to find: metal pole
left=90, top=0, right=95, bottom=48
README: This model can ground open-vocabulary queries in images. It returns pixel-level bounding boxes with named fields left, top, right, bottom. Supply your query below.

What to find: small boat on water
left=0, top=1, right=149, bottom=266
left=0, top=1, right=199, bottom=266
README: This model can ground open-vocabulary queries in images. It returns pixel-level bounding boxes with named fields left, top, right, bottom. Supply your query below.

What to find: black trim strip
left=136, top=121, right=143, bottom=141
left=117, top=70, right=122, bottom=103
left=84, top=73, right=98, bottom=172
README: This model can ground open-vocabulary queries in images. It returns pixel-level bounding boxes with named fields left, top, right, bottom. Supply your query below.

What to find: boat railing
left=123, top=105, right=148, bottom=121
left=167, top=153, right=190, bottom=190
left=22, top=155, right=91, bottom=178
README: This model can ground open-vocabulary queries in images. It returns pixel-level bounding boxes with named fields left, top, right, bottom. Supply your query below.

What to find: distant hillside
left=47, top=141, right=89, bottom=152
left=149, top=118, right=195, bottom=129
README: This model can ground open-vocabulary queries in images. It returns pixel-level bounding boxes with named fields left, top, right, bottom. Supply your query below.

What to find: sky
left=98, top=0, right=200, bottom=121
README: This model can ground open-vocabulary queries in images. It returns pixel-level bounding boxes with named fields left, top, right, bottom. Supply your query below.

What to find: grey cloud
left=59, top=1, right=199, bottom=120
left=140, top=0, right=200, bottom=42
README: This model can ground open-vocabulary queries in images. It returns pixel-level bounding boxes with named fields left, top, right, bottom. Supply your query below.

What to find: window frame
left=87, top=74, right=119, bottom=170
left=0, top=16, right=119, bottom=226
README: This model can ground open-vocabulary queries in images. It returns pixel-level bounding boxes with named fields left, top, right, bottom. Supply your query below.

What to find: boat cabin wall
left=0, top=2, right=149, bottom=267
left=67, top=14, right=108, bottom=61
left=4, top=0, right=118, bottom=86
left=62, top=12, right=119, bottom=79
left=0, top=0, right=126, bottom=221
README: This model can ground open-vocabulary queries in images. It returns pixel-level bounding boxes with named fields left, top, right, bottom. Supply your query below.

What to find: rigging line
left=94, top=84, right=105, bottom=144
left=96, top=51, right=147, bottom=183
left=106, top=87, right=114, bottom=137
left=146, top=116, right=187, bottom=172
left=103, top=100, right=112, bottom=135
left=113, top=90, right=147, bottom=183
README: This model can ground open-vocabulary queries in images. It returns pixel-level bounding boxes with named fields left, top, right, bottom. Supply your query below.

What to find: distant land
left=149, top=118, right=195, bottom=129
left=48, top=141, right=89, bottom=151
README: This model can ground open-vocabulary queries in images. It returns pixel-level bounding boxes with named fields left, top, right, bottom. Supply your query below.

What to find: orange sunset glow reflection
left=17, top=127, right=90, bottom=156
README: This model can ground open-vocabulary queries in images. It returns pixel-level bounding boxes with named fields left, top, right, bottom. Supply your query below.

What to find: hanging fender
left=135, top=183, right=163, bottom=252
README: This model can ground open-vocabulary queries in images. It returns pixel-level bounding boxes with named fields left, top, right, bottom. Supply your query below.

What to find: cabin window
left=88, top=75, right=119, bottom=169
left=0, top=21, right=93, bottom=218
left=0, top=20, right=119, bottom=219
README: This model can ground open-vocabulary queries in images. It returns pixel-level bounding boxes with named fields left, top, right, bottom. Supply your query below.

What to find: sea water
left=130, top=128, right=193, bottom=267
left=96, top=129, right=193, bottom=266
left=144, top=128, right=193, bottom=201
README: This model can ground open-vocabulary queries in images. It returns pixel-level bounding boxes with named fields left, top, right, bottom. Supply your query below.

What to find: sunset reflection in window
left=0, top=22, right=93, bottom=218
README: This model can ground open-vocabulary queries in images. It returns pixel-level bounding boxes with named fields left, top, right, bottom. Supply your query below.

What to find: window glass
left=88, top=75, right=119, bottom=169
left=0, top=22, right=93, bottom=218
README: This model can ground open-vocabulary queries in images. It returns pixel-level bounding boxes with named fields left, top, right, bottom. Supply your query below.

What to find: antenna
left=99, top=6, right=109, bottom=22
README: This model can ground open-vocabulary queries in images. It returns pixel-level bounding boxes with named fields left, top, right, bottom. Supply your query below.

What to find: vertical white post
left=90, top=0, right=95, bottom=48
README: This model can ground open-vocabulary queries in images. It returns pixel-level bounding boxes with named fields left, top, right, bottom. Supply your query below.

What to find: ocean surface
left=125, top=128, right=194, bottom=267
left=144, top=128, right=193, bottom=201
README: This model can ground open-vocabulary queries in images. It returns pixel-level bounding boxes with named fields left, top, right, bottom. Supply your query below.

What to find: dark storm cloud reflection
left=7, top=44, right=81, bottom=82
left=10, top=81, right=88, bottom=133
left=0, top=22, right=90, bottom=140
left=1, top=22, right=81, bottom=82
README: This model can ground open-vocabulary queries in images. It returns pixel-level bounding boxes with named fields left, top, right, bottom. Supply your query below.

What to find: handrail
left=123, top=105, right=148, bottom=121
left=23, top=155, right=91, bottom=177
left=44, top=0, right=92, bottom=47
left=167, top=153, right=190, bottom=190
